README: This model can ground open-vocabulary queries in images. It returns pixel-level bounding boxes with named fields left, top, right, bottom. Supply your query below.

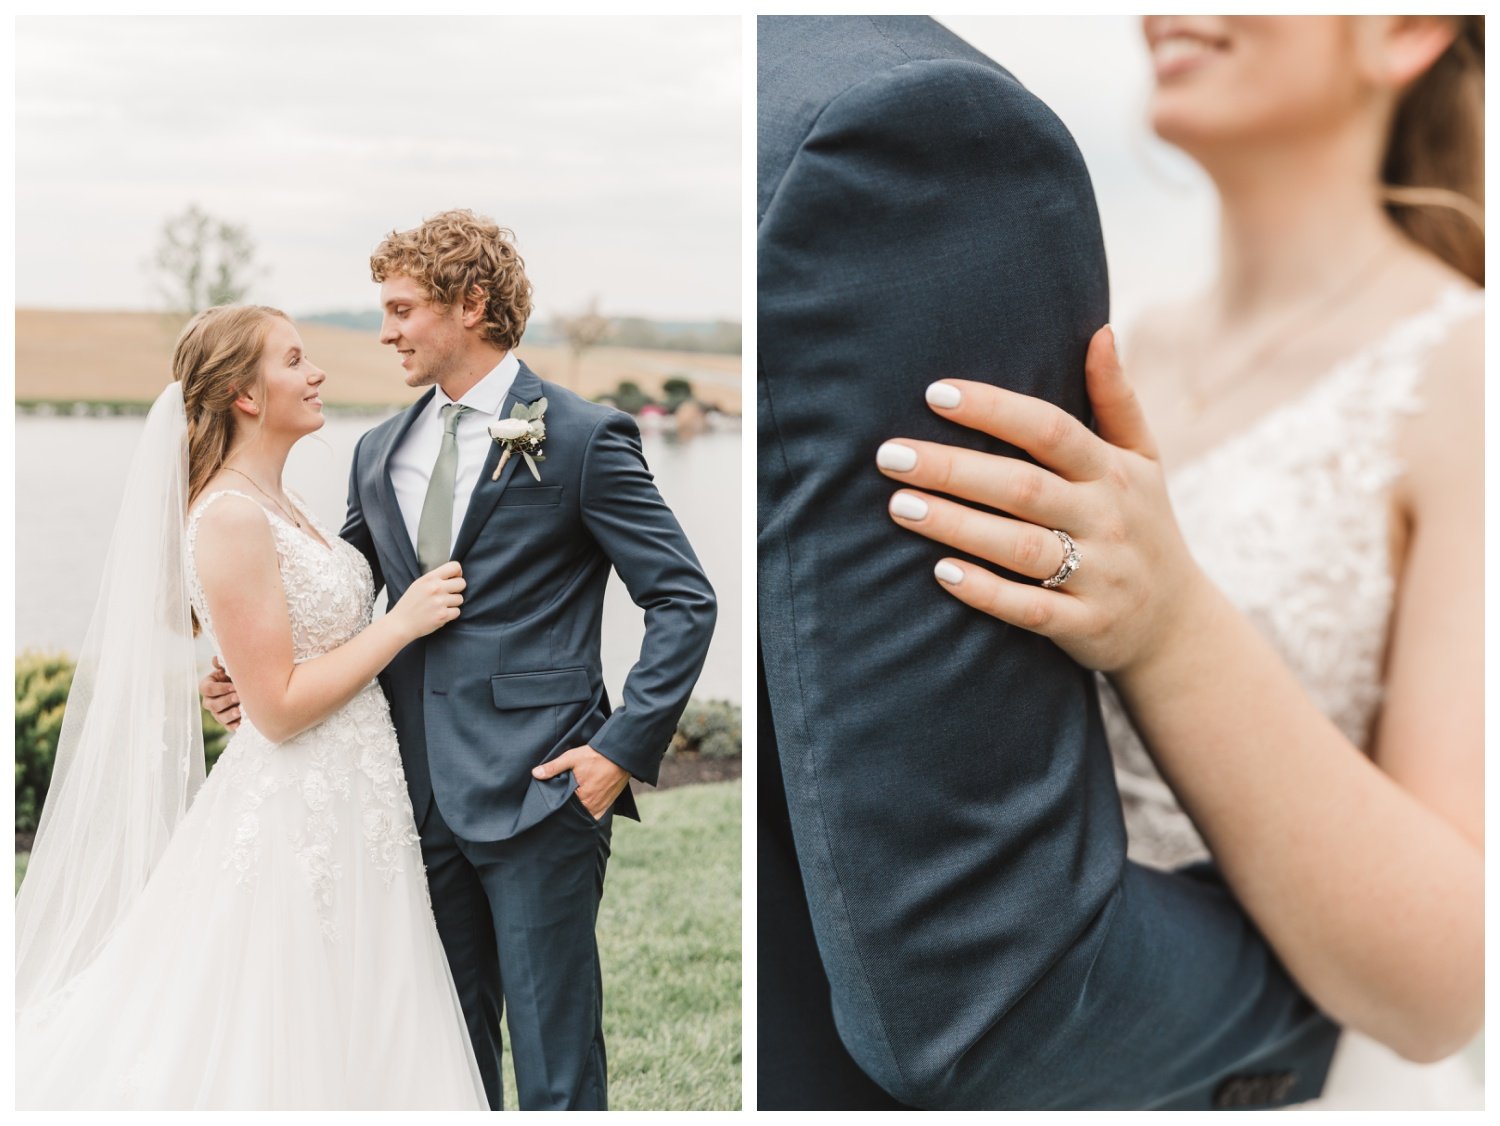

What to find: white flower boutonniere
left=489, top=397, right=548, bottom=481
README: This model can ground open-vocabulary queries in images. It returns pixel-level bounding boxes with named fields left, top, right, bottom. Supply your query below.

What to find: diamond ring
left=1042, top=529, right=1081, bottom=589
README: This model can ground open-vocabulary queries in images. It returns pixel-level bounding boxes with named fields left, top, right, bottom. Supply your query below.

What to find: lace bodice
left=186, top=489, right=375, bottom=667
left=1104, top=284, right=1484, bottom=868
left=182, top=487, right=419, bottom=940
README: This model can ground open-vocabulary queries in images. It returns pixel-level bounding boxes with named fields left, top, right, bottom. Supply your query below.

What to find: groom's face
left=379, top=274, right=466, bottom=390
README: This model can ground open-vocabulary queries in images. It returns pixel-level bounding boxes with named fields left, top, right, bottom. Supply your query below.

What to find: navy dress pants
left=419, top=791, right=613, bottom=1110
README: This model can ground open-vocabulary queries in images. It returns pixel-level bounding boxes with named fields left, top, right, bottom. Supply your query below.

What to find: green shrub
left=15, top=653, right=72, bottom=837
left=15, top=652, right=230, bottom=835
left=668, top=698, right=742, bottom=760
left=662, top=376, right=696, bottom=408
left=612, top=380, right=655, bottom=415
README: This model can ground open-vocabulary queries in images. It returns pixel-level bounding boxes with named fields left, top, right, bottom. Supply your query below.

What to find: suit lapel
left=373, top=388, right=435, bottom=585
left=451, top=358, right=544, bottom=564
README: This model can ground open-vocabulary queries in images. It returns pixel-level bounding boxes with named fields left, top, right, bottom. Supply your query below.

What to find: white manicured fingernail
left=935, top=561, right=964, bottom=584
left=876, top=442, right=917, bottom=471
left=890, top=492, right=928, bottom=520
left=925, top=382, right=962, bottom=408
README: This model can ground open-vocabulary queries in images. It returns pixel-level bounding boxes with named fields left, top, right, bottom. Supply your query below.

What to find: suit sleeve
left=339, top=430, right=385, bottom=599
left=758, top=57, right=1336, bottom=1109
left=578, top=409, right=717, bottom=784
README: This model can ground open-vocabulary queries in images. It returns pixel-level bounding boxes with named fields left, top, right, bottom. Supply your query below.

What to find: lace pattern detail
left=184, top=489, right=420, bottom=938
left=1104, top=285, right=1484, bottom=868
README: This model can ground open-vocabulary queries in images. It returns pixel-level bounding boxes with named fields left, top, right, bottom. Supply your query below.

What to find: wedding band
left=1042, top=529, right=1081, bottom=589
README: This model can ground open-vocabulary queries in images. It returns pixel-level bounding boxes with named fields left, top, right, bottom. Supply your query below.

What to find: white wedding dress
left=1102, top=283, right=1485, bottom=1110
left=15, top=489, right=488, bottom=1110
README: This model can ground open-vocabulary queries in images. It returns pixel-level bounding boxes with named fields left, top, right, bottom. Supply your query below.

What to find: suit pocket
left=490, top=667, right=592, bottom=758
left=565, top=790, right=602, bottom=827
left=490, top=667, right=590, bottom=709
left=496, top=485, right=562, bottom=508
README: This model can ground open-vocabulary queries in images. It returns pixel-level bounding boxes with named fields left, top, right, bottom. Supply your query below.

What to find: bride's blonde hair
left=172, top=304, right=289, bottom=635
left=173, top=304, right=289, bottom=508
left=1381, top=15, right=1484, bottom=284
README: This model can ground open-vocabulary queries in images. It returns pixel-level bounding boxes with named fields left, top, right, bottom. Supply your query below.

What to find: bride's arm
left=194, top=495, right=464, bottom=743
left=1369, top=317, right=1483, bottom=849
left=876, top=323, right=1482, bottom=1063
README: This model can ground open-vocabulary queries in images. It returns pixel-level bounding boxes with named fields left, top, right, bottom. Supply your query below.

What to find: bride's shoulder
left=1392, top=277, right=1482, bottom=508
left=1402, top=261, right=1483, bottom=403
left=189, top=488, right=273, bottom=553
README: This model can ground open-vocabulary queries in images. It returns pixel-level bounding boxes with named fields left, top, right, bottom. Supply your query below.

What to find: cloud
left=16, top=15, right=742, bottom=320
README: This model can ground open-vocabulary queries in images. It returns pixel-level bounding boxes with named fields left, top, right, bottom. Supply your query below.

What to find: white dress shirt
left=388, top=352, right=519, bottom=557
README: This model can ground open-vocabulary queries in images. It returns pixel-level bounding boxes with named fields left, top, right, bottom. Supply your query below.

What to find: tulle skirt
left=16, top=693, right=487, bottom=1110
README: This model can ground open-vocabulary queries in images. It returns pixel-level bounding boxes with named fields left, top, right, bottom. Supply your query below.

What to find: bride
left=15, top=304, right=488, bottom=1108
left=876, top=14, right=1482, bottom=1109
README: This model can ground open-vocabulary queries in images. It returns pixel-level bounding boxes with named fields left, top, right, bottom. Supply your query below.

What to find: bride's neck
left=220, top=434, right=294, bottom=493
left=1200, top=126, right=1405, bottom=328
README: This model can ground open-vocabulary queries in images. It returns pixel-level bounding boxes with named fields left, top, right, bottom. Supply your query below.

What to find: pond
left=16, top=412, right=742, bottom=704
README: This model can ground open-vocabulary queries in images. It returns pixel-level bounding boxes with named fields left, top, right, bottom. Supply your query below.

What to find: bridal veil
left=15, top=381, right=206, bottom=1010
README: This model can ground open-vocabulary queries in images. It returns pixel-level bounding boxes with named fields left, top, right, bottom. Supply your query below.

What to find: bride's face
left=1142, top=15, right=1385, bottom=153
left=255, top=317, right=327, bottom=438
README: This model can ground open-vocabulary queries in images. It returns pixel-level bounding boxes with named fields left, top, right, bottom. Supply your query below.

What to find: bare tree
left=554, top=296, right=610, bottom=389
left=151, top=204, right=261, bottom=315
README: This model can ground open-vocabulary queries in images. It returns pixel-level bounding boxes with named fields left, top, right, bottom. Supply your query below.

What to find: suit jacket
left=342, top=357, right=717, bottom=842
left=758, top=15, right=1339, bottom=1110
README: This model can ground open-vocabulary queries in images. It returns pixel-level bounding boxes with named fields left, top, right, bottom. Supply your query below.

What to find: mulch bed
left=653, top=753, right=742, bottom=791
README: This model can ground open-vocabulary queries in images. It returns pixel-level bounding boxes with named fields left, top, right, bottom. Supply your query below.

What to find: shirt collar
left=434, top=351, right=519, bottom=418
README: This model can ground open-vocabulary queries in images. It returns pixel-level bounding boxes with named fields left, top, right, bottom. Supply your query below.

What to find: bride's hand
left=390, top=561, right=466, bottom=642
left=875, top=325, right=1213, bottom=674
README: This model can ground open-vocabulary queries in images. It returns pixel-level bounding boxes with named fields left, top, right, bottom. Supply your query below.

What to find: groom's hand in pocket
left=532, top=745, right=629, bottom=820
left=200, top=655, right=241, bottom=731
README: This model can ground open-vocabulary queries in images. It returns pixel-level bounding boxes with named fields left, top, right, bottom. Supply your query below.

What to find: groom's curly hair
left=370, top=210, right=533, bottom=351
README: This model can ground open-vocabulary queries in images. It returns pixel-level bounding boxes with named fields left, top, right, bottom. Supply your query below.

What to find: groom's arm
left=759, top=54, right=1336, bottom=1109
left=575, top=409, right=717, bottom=784
left=339, top=430, right=386, bottom=598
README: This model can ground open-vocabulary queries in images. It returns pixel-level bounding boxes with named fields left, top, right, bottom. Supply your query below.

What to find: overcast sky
left=939, top=15, right=1222, bottom=333
left=16, top=15, right=741, bottom=321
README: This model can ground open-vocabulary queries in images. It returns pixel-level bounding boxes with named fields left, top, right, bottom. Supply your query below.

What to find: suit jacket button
left=1213, top=1071, right=1296, bottom=1108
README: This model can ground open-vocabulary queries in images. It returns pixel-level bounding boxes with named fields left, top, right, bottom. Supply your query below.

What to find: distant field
left=16, top=310, right=741, bottom=413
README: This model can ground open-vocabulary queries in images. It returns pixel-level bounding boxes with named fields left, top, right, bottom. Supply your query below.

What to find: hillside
left=15, top=310, right=741, bottom=412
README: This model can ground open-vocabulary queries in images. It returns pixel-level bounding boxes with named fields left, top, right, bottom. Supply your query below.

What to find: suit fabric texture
left=341, top=358, right=716, bottom=1108
left=757, top=15, right=1339, bottom=1111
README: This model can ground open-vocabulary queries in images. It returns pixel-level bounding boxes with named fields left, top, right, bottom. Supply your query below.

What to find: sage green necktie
left=416, top=402, right=473, bottom=572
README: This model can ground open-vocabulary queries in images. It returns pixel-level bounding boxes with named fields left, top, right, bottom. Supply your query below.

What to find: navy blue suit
left=758, top=16, right=1338, bottom=1110
left=342, top=358, right=716, bottom=1109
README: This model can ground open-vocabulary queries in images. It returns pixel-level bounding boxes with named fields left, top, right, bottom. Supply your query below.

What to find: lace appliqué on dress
left=1103, top=285, right=1484, bottom=869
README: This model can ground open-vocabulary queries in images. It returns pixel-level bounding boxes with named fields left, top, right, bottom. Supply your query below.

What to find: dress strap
left=187, top=488, right=271, bottom=537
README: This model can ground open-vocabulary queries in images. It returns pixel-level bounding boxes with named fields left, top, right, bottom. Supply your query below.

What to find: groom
left=759, top=16, right=1337, bottom=1110
left=206, top=209, right=716, bottom=1110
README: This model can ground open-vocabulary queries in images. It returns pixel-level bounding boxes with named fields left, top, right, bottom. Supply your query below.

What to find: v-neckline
left=1163, top=283, right=1477, bottom=485
left=264, top=493, right=333, bottom=553
left=198, top=487, right=333, bottom=554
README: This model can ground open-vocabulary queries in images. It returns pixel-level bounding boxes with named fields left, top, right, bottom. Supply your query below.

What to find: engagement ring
left=1042, top=529, right=1081, bottom=589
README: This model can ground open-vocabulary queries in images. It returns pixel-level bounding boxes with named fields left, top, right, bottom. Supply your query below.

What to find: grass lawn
left=584, top=779, right=741, bottom=1111
left=15, top=778, right=742, bottom=1111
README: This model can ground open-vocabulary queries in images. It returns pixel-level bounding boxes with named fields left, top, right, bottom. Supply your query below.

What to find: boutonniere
left=489, top=397, right=548, bottom=481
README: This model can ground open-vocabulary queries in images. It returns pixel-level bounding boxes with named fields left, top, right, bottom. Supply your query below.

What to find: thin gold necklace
left=222, top=466, right=303, bottom=528
left=1183, top=240, right=1398, bottom=416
